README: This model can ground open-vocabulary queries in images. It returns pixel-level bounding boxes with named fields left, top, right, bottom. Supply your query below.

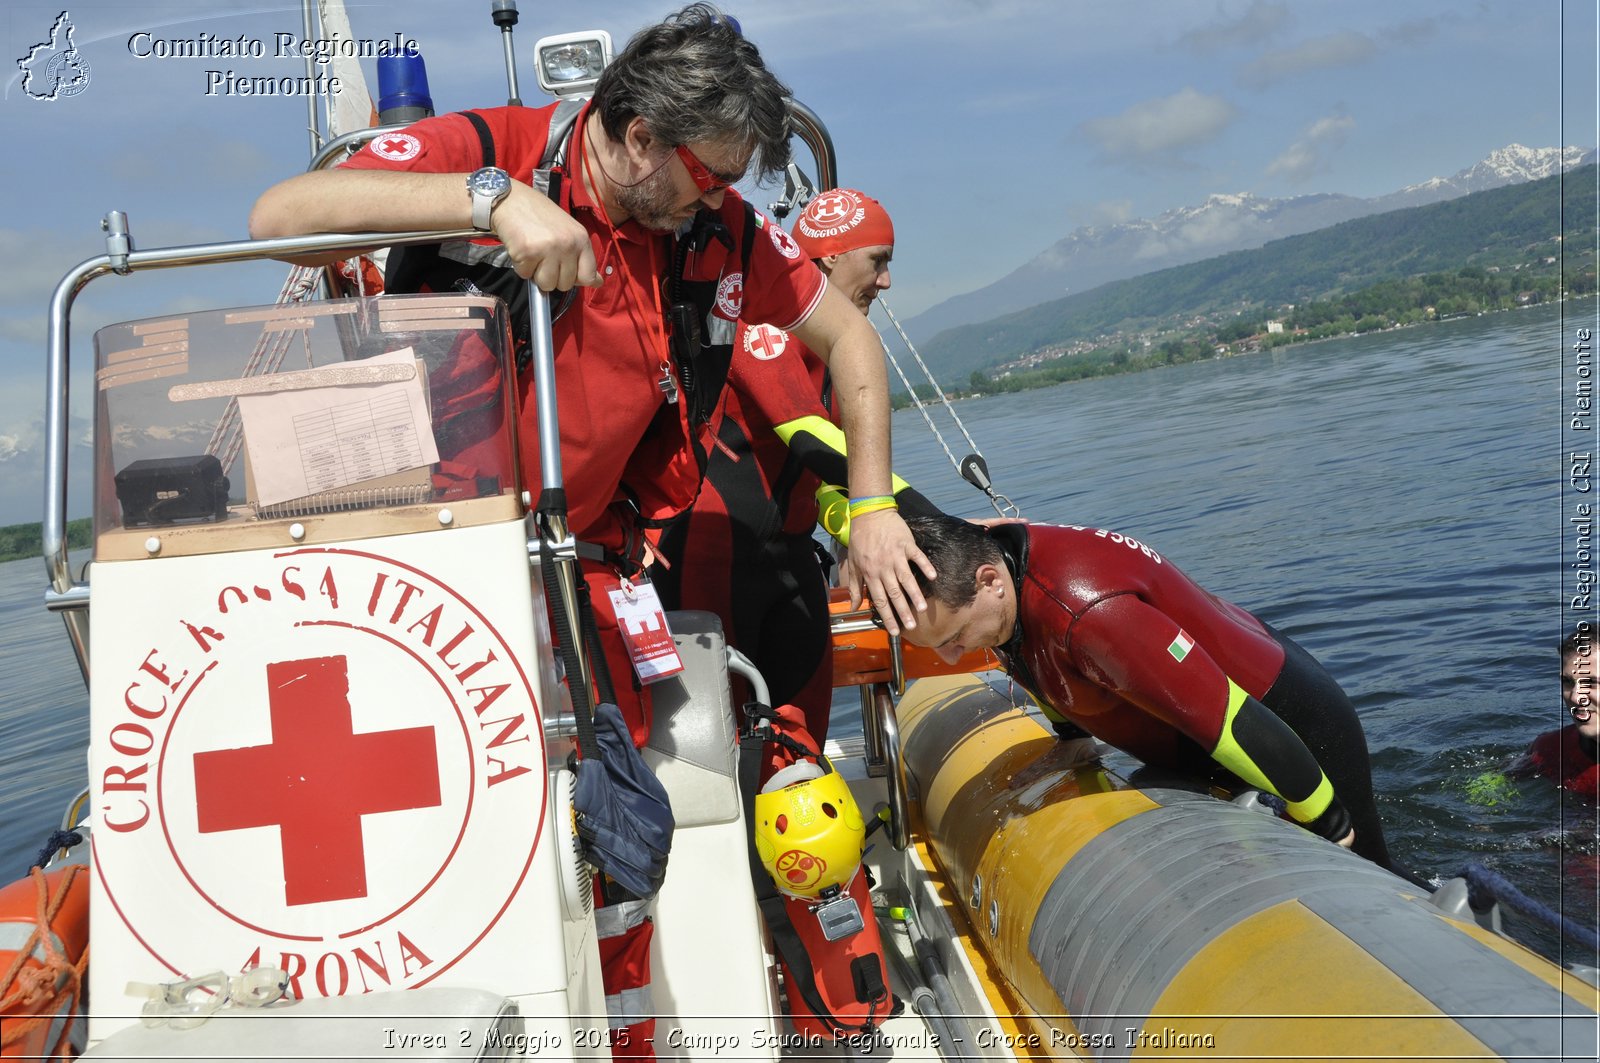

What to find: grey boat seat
left=641, top=610, right=742, bottom=827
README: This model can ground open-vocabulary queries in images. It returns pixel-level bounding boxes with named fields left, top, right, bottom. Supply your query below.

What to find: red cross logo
left=808, top=191, right=855, bottom=227
left=371, top=133, right=421, bottom=161
left=716, top=272, right=745, bottom=318
left=768, top=223, right=801, bottom=260
left=192, top=655, right=442, bottom=907
left=745, top=324, right=788, bottom=361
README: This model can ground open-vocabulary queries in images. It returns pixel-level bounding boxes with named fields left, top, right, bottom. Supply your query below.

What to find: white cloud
left=1081, top=199, right=1136, bottom=227
left=1241, top=31, right=1378, bottom=88
left=0, top=433, right=27, bottom=464
left=1267, top=114, right=1357, bottom=182
left=1179, top=1, right=1290, bottom=53
left=1080, top=88, right=1238, bottom=165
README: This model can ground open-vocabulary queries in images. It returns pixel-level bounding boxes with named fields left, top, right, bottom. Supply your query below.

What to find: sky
left=0, top=0, right=1596, bottom=527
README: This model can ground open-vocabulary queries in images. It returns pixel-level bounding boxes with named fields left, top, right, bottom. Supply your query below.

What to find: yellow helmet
left=752, top=757, right=867, bottom=899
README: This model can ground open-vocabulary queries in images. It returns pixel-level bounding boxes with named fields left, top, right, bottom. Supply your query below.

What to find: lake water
left=1, top=303, right=1594, bottom=968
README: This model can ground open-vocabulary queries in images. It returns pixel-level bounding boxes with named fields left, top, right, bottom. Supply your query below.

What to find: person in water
left=895, top=513, right=1410, bottom=872
left=653, top=189, right=918, bottom=739
left=1520, top=628, right=1600, bottom=797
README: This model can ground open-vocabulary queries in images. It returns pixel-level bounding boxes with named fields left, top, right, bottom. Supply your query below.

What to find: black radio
left=114, top=455, right=231, bottom=527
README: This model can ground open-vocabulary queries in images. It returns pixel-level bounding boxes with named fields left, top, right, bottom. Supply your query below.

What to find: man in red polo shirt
left=249, top=7, right=931, bottom=1055
left=250, top=10, right=932, bottom=736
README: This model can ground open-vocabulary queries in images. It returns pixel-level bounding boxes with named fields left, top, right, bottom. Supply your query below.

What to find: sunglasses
left=674, top=143, right=740, bottom=194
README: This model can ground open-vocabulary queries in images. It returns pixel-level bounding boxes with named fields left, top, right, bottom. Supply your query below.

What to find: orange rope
left=0, top=865, right=87, bottom=1056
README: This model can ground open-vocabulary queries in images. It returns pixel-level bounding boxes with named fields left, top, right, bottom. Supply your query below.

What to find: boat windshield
left=91, top=293, right=519, bottom=555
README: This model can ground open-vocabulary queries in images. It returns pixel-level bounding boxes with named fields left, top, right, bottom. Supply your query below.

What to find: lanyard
left=576, top=123, right=678, bottom=404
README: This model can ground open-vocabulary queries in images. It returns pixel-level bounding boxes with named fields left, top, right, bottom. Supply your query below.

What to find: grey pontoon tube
left=42, top=220, right=485, bottom=683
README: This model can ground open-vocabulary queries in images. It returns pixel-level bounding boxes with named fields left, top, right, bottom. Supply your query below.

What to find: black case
left=114, top=455, right=231, bottom=527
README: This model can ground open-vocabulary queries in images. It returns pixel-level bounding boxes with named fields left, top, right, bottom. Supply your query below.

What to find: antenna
left=491, top=0, right=524, bottom=106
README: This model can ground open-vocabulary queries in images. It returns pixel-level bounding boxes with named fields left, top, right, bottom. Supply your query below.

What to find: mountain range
left=902, top=144, right=1596, bottom=344
left=912, top=162, right=1596, bottom=383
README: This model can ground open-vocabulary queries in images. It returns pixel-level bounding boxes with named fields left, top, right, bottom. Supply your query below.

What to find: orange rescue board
left=829, top=589, right=996, bottom=687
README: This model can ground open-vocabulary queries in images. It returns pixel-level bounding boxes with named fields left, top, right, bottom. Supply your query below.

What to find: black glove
left=1301, top=796, right=1353, bottom=844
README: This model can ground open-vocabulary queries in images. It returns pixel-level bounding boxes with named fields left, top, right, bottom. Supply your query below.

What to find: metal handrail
left=306, top=123, right=413, bottom=172
left=42, top=222, right=483, bottom=681
left=870, top=682, right=910, bottom=851
left=788, top=99, right=837, bottom=191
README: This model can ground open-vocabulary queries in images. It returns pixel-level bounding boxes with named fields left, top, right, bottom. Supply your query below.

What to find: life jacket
left=0, top=865, right=89, bottom=1060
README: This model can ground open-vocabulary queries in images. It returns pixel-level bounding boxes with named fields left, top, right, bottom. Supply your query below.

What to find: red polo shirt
left=343, top=103, right=825, bottom=550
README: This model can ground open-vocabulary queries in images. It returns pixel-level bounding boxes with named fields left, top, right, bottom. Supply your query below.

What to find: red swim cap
left=792, top=188, right=894, bottom=259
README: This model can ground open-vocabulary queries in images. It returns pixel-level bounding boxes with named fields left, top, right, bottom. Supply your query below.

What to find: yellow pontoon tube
left=898, top=674, right=1599, bottom=1061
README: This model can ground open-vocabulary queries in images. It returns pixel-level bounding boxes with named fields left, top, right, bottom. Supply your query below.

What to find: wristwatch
left=467, top=167, right=512, bottom=231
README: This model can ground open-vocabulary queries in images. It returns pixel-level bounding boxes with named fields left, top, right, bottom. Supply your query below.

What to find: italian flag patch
left=1167, top=630, right=1194, bottom=662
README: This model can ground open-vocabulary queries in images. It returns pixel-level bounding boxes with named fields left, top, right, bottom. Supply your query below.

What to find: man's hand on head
left=842, top=509, right=934, bottom=637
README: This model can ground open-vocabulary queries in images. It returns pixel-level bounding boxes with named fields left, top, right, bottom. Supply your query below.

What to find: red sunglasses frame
left=673, top=144, right=739, bottom=194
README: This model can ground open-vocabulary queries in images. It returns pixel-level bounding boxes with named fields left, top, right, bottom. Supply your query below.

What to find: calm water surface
left=1, top=304, right=1594, bottom=967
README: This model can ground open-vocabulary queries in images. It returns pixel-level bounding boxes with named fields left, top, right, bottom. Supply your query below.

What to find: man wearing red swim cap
left=653, top=189, right=931, bottom=738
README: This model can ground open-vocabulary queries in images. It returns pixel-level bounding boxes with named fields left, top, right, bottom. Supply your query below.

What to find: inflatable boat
left=5, top=5, right=1597, bottom=1061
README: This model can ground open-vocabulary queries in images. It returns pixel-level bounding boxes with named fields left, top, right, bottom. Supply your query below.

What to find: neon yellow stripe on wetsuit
left=1212, top=678, right=1336, bottom=823
left=773, top=415, right=914, bottom=494
left=778, top=413, right=917, bottom=547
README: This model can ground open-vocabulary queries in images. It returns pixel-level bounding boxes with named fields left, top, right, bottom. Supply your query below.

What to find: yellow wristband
left=848, top=494, right=896, bottom=515
left=848, top=500, right=898, bottom=519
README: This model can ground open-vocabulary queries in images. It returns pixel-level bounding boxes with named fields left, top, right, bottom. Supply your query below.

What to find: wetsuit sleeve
left=1069, top=593, right=1350, bottom=841
left=777, top=416, right=935, bottom=512
left=727, top=324, right=934, bottom=543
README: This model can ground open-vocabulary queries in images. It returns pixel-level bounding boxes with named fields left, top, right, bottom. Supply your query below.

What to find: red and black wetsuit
left=993, top=522, right=1399, bottom=870
left=654, top=324, right=838, bottom=735
left=653, top=321, right=932, bottom=737
left=1524, top=724, right=1600, bottom=798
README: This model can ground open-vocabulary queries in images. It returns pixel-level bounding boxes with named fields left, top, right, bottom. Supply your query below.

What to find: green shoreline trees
left=0, top=518, right=91, bottom=564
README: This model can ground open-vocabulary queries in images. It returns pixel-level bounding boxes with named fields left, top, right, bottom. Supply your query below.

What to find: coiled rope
left=30, top=829, right=81, bottom=874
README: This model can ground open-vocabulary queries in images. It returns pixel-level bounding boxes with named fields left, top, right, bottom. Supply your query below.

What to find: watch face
left=469, top=168, right=511, bottom=197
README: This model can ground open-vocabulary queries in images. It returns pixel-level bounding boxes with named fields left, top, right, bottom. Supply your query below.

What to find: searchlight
left=532, top=31, right=612, bottom=97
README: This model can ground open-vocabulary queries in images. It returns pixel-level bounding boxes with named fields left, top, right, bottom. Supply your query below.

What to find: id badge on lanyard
left=607, top=576, right=685, bottom=683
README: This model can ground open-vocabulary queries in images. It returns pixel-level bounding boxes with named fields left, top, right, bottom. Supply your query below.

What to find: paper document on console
left=236, top=348, right=439, bottom=508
